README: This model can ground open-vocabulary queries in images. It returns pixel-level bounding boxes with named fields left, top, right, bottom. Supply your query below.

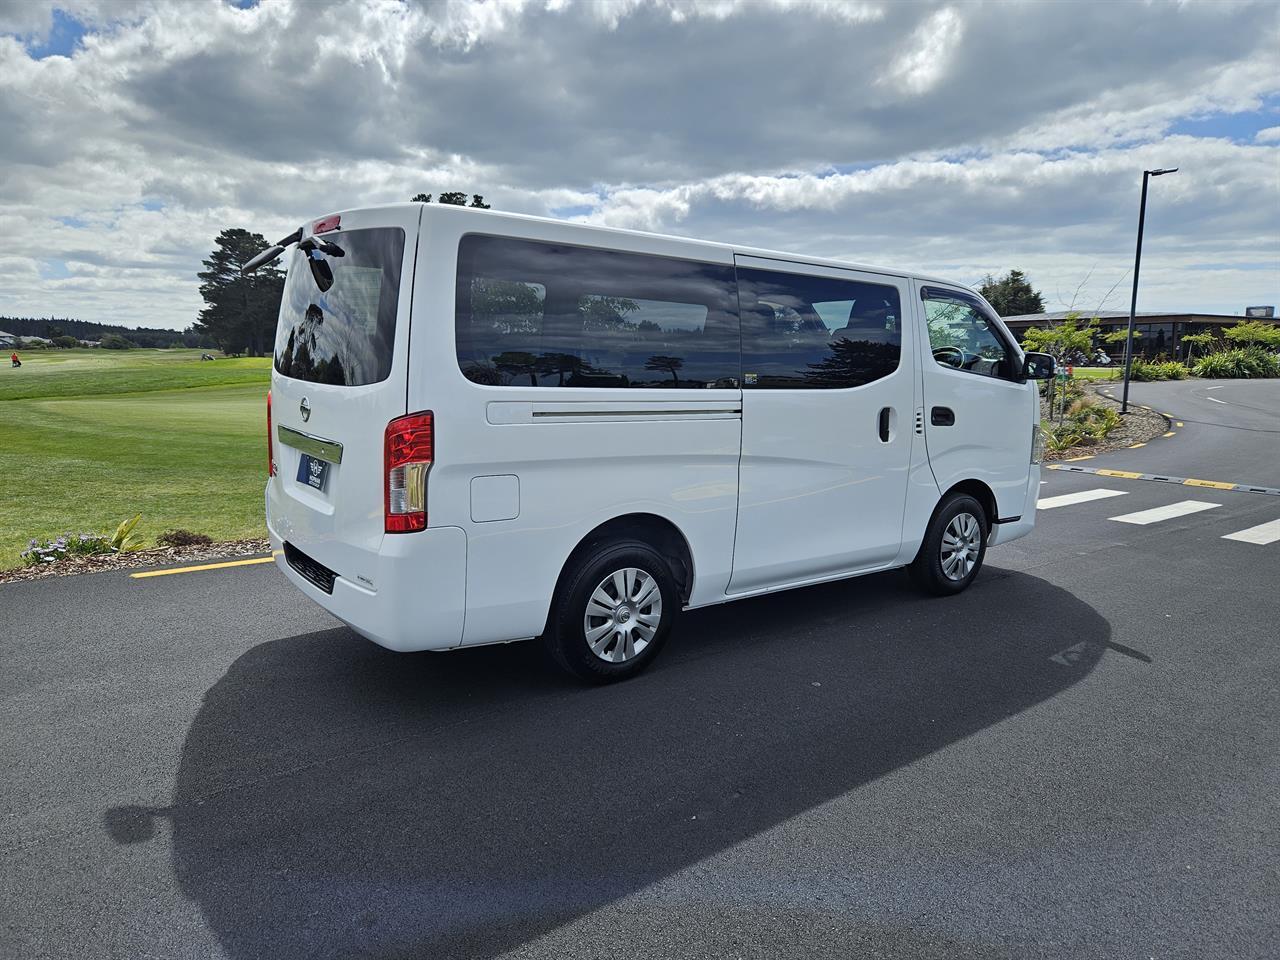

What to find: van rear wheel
left=910, top=493, right=988, bottom=596
left=544, top=540, right=679, bottom=683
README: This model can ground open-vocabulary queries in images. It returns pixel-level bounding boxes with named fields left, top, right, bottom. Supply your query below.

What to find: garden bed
left=0, top=538, right=271, bottom=585
left=1042, top=384, right=1168, bottom=461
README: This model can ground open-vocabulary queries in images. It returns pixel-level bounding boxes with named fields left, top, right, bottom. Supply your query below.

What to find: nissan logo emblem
left=299, top=397, right=311, bottom=422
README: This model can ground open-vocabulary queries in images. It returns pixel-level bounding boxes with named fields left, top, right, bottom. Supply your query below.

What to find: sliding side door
left=729, top=257, right=917, bottom=594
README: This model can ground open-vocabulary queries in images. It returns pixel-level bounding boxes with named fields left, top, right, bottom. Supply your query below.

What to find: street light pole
left=1121, top=167, right=1178, bottom=414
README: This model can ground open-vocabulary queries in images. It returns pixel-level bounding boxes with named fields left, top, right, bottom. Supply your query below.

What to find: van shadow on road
left=106, top=568, right=1114, bottom=959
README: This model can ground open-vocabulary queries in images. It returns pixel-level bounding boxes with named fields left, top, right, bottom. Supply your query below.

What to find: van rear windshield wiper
left=241, top=229, right=344, bottom=275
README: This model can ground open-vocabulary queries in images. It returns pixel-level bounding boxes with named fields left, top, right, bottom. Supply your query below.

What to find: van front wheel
left=910, top=494, right=988, bottom=596
left=544, top=540, right=679, bottom=683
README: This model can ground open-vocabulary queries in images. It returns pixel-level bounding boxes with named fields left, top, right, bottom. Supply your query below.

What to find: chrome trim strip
left=531, top=408, right=741, bottom=418
left=277, top=425, right=344, bottom=464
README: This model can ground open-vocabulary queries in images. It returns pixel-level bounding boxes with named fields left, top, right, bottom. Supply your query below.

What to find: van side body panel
left=407, top=211, right=742, bottom=647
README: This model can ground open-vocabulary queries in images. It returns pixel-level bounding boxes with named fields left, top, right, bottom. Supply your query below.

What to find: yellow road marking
left=1184, top=479, right=1236, bottom=490
left=1129, top=442, right=1146, bottom=448
left=1065, top=455, right=1095, bottom=461
left=1176, top=421, right=1184, bottom=427
left=1097, top=469, right=1143, bottom=479
left=1163, top=431, right=1176, bottom=437
left=131, top=556, right=275, bottom=579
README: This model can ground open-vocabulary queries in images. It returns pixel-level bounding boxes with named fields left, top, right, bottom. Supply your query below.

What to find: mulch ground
left=0, top=538, right=271, bottom=585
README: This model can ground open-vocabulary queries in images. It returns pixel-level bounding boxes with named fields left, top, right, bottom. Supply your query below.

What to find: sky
left=0, top=0, right=1277, bottom=331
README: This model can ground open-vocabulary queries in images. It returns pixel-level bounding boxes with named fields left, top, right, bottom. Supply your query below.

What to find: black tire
left=543, top=539, right=679, bottom=683
left=909, top=493, right=988, bottom=596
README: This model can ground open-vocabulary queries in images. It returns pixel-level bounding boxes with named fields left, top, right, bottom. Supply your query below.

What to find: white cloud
left=0, top=0, right=1277, bottom=327
left=879, top=6, right=965, bottom=97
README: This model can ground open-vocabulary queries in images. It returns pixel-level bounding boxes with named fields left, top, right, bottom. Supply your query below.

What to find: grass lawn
left=1, top=349, right=271, bottom=569
left=1, top=348, right=269, bottom=401
left=1064, top=366, right=1121, bottom=381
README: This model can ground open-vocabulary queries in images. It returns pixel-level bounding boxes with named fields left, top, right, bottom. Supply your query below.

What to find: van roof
left=337, top=202, right=972, bottom=293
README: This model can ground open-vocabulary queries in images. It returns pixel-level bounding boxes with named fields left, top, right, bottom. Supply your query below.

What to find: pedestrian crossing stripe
left=1037, top=488, right=1128, bottom=510
left=1222, top=520, right=1280, bottom=545
left=1110, top=500, right=1221, bottom=525
left=1047, top=463, right=1280, bottom=496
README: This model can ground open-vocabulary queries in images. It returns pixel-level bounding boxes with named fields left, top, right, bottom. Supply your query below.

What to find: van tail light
left=266, top=390, right=276, bottom=477
left=385, top=412, right=433, bottom=533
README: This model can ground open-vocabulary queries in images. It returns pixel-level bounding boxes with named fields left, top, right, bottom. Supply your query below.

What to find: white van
left=255, top=204, right=1054, bottom=681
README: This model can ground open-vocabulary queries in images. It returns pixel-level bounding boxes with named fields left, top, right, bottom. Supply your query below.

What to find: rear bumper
left=267, top=518, right=467, bottom=652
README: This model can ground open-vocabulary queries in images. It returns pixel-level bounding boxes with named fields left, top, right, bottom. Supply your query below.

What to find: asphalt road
left=2, top=379, right=1278, bottom=960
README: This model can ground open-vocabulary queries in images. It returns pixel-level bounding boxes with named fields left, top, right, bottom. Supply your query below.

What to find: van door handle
left=878, top=407, right=891, bottom=442
left=931, top=406, right=955, bottom=427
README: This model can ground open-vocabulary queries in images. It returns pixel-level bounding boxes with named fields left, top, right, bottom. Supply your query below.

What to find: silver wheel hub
left=941, top=512, right=981, bottom=581
left=583, top=567, right=662, bottom=663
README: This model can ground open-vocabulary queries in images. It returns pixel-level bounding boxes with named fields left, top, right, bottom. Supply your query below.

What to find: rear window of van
left=274, top=227, right=405, bottom=386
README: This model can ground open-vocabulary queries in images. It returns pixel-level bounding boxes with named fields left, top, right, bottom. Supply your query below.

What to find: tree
left=979, top=270, right=1045, bottom=317
left=1223, top=320, right=1280, bottom=349
left=1180, top=332, right=1214, bottom=363
left=1102, top=327, right=1141, bottom=346
left=194, top=229, right=285, bottom=357
left=412, top=191, right=492, bottom=208
left=1021, top=312, right=1098, bottom=421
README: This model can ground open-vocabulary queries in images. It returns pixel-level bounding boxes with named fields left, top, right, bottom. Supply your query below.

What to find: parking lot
left=3, top=379, right=1278, bottom=959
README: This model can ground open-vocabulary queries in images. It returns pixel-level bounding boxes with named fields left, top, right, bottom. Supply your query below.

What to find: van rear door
left=267, top=205, right=421, bottom=586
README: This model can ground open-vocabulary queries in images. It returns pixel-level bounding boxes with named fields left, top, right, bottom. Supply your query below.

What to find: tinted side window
left=737, top=267, right=902, bottom=389
left=455, top=235, right=740, bottom=388
left=922, top=290, right=1013, bottom=379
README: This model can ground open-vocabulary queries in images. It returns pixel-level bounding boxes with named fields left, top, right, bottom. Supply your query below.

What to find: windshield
left=273, top=227, right=405, bottom=386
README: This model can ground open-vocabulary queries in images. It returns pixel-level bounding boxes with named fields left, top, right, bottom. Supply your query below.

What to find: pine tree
left=978, top=270, right=1045, bottom=317
left=194, top=229, right=285, bottom=357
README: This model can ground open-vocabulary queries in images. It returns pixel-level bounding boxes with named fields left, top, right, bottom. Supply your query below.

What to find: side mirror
left=1022, top=352, right=1056, bottom=381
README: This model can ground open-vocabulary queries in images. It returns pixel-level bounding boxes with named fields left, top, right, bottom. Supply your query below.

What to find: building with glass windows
left=1001, top=311, right=1279, bottom=361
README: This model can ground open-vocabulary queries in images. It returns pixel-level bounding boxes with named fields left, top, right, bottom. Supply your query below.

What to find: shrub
left=1043, top=422, right=1084, bottom=453
left=20, top=516, right=146, bottom=566
left=99, top=334, right=134, bottom=350
left=1069, top=403, right=1122, bottom=440
left=21, top=533, right=116, bottom=565
left=1194, top=346, right=1280, bottom=379
left=108, top=515, right=146, bottom=552
left=157, top=529, right=213, bottom=548
left=1130, top=359, right=1186, bottom=381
